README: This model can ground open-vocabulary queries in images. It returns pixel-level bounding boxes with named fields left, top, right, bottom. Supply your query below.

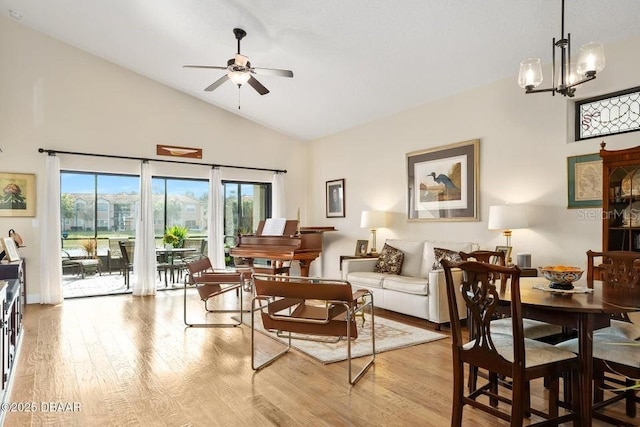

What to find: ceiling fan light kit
left=518, top=0, right=605, bottom=97
left=183, top=27, right=293, bottom=105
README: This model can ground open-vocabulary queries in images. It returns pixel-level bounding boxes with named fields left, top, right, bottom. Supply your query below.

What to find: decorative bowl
left=538, top=266, right=584, bottom=290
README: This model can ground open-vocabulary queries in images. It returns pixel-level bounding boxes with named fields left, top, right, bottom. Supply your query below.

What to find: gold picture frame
left=0, top=172, right=36, bottom=217
left=407, top=139, right=479, bottom=221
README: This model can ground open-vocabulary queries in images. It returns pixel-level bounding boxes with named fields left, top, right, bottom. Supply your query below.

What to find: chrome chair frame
left=183, top=257, right=247, bottom=328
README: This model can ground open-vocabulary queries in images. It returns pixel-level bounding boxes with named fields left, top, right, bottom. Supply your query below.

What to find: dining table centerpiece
left=538, top=265, right=584, bottom=290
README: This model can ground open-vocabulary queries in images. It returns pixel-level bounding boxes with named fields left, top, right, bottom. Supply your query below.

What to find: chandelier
left=518, top=0, right=605, bottom=97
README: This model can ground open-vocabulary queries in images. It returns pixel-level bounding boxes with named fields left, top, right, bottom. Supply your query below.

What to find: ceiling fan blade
left=251, top=67, right=294, bottom=78
left=183, top=65, right=227, bottom=70
left=247, top=76, right=269, bottom=95
left=204, top=75, right=229, bottom=92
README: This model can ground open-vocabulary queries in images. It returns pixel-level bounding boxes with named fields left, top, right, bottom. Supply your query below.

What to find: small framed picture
left=326, top=179, right=345, bottom=218
left=355, top=240, right=369, bottom=256
left=494, top=246, right=512, bottom=265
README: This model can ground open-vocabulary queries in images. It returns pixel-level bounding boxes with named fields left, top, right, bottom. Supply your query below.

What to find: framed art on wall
left=567, top=153, right=602, bottom=209
left=326, top=179, right=345, bottom=218
left=0, top=172, right=36, bottom=217
left=407, top=139, right=479, bottom=221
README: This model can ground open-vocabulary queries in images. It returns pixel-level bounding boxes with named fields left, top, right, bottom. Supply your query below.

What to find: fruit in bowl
left=538, top=265, right=584, bottom=290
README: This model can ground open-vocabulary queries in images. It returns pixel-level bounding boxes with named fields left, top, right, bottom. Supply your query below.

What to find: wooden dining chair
left=459, top=250, right=507, bottom=289
left=251, top=274, right=374, bottom=385
left=459, top=251, right=563, bottom=393
left=441, top=260, right=581, bottom=426
left=460, top=250, right=563, bottom=338
left=586, top=250, right=640, bottom=340
left=556, top=250, right=640, bottom=423
left=557, top=331, right=640, bottom=424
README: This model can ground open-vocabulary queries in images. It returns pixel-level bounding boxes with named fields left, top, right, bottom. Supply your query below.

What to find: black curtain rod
left=37, top=148, right=287, bottom=173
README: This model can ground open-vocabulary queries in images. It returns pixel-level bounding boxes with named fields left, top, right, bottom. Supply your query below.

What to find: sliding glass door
left=152, top=177, right=209, bottom=239
left=60, top=172, right=272, bottom=296
left=61, top=172, right=140, bottom=253
left=223, top=181, right=271, bottom=237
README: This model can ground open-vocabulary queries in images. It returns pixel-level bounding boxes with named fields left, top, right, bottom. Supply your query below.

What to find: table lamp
left=488, top=205, right=528, bottom=265
left=360, top=210, right=388, bottom=255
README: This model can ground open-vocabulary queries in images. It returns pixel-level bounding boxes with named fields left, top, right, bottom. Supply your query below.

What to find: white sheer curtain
left=208, top=167, right=225, bottom=268
left=132, top=161, right=156, bottom=296
left=39, top=154, right=64, bottom=304
left=272, top=172, right=286, bottom=218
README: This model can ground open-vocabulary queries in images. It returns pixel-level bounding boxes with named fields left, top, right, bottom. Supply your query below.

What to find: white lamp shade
left=360, top=210, right=387, bottom=229
left=488, top=205, right=529, bottom=230
left=518, top=58, right=543, bottom=89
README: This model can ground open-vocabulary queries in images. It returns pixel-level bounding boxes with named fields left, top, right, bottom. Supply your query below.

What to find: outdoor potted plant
left=79, top=238, right=97, bottom=258
left=162, top=225, right=188, bottom=248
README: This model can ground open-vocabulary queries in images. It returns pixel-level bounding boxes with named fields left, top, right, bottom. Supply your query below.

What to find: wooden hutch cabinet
left=600, top=143, right=640, bottom=252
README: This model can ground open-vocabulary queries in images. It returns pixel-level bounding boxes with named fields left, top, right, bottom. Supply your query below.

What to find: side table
left=340, top=254, right=378, bottom=271
left=519, top=267, right=538, bottom=277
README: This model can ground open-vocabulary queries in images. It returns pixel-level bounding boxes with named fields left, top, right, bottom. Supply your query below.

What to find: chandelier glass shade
left=518, top=0, right=605, bottom=97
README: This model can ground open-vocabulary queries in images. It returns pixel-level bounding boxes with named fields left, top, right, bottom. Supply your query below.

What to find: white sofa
left=342, top=239, right=478, bottom=329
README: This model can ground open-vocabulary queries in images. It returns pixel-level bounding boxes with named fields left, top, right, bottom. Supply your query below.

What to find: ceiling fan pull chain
left=238, top=86, right=241, bottom=110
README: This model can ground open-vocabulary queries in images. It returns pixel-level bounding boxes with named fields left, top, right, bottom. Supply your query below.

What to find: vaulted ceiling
left=2, top=0, right=640, bottom=140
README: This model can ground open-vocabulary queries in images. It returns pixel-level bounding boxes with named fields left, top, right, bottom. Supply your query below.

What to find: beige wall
left=0, top=17, right=308, bottom=302
left=309, top=36, right=640, bottom=279
left=2, top=15, right=640, bottom=298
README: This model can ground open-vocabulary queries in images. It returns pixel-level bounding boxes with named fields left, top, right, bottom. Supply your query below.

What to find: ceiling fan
left=183, top=28, right=293, bottom=97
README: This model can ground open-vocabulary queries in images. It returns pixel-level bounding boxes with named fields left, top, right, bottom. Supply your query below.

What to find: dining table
left=502, top=277, right=640, bottom=426
left=155, top=247, right=196, bottom=285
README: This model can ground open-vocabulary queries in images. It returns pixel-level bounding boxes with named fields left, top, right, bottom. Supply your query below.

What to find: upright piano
left=229, top=220, right=333, bottom=276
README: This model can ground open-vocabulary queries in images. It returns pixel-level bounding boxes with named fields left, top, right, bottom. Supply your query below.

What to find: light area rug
left=240, top=313, right=447, bottom=364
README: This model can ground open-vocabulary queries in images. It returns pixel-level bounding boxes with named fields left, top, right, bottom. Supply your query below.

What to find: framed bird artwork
left=406, top=139, right=479, bottom=221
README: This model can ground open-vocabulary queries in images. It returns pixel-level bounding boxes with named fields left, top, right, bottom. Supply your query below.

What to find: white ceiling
left=3, top=0, right=640, bottom=141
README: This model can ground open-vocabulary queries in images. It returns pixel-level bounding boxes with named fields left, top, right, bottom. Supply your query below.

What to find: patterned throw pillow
left=373, top=243, right=404, bottom=275
left=432, top=247, right=462, bottom=270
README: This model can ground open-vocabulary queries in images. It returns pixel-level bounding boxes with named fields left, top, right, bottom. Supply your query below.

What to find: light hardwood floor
left=4, top=290, right=634, bottom=426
